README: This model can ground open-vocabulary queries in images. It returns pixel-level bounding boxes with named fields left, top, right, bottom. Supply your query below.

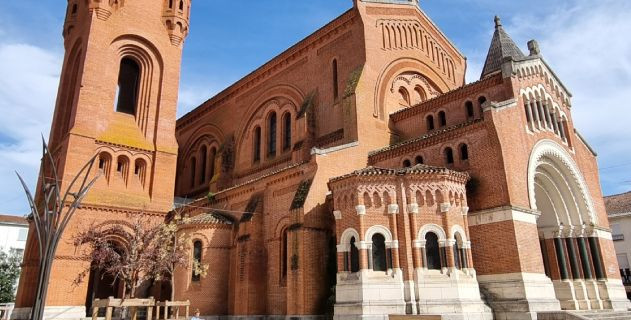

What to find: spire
left=480, top=16, right=525, bottom=79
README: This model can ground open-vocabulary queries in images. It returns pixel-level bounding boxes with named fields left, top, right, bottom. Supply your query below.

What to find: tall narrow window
left=398, top=87, right=410, bottom=106
left=281, top=229, right=288, bottom=281
left=460, top=144, right=469, bottom=161
left=253, top=127, right=261, bottom=163
left=115, top=58, right=140, bottom=115
left=268, top=112, right=277, bottom=157
left=372, top=234, right=387, bottom=272
left=425, top=232, right=441, bottom=270
left=282, top=112, right=292, bottom=151
left=426, top=115, right=435, bottom=131
left=465, top=101, right=474, bottom=119
left=403, top=159, right=412, bottom=168
left=179, top=0, right=184, bottom=11
left=192, top=240, right=202, bottom=281
left=438, top=111, right=447, bottom=127
left=332, top=59, right=339, bottom=100
left=415, top=156, right=424, bottom=165
left=209, top=147, right=217, bottom=180
left=169, top=0, right=173, bottom=9
left=200, top=146, right=207, bottom=183
left=190, top=157, right=196, bottom=188
left=445, top=147, right=454, bottom=165
left=350, top=237, right=360, bottom=273
left=478, top=96, right=487, bottom=107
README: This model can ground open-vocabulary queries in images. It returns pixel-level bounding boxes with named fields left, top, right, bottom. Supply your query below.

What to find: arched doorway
left=529, top=141, right=601, bottom=310
left=84, top=241, right=125, bottom=315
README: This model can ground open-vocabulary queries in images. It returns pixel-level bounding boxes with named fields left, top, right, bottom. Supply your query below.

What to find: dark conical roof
left=480, top=16, right=525, bottom=79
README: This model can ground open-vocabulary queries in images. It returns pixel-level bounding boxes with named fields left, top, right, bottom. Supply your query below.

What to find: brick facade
left=14, top=0, right=629, bottom=319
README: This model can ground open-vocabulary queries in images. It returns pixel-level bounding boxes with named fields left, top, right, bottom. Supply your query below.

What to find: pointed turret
left=480, top=16, right=525, bottom=79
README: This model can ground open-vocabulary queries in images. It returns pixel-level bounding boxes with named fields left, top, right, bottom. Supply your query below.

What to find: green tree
left=0, top=249, right=23, bottom=303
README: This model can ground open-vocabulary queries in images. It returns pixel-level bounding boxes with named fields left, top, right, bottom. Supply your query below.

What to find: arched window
left=200, top=146, right=207, bottom=183
left=192, top=240, right=202, bottom=281
left=179, top=0, right=184, bottom=11
left=415, top=156, right=424, bottom=165
left=115, top=58, right=140, bottom=115
left=445, top=147, right=454, bottom=165
left=209, top=147, right=217, bottom=181
left=438, top=111, right=447, bottom=127
left=332, top=59, right=339, bottom=100
left=403, top=159, right=412, bottom=168
left=372, top=234, right=387, bottom=272
left=169, top=0, right=173, bottom=9
left=134, top=159, right=146, bottom=187
left=189, top=157, right=196, bottom=188
left=282, top=112, right=292, bottom=151
left=98, top=152, right=112, bottom=180
left=268, top=112, right=277, bottom=157
left=398, top=87, right=410, bottom=106
left=116, top=156, right=129, bottom=183
left=350, top=237, right=360, bottom=273
left=71, top=4, right=78, bottom=15
left=478, top=96, right=487, bottom=107
left=460, top=144, right=469, bottom=161
left=425, top=232, right=441, bottom=270
left=426, top=115, right=435, bottom=131
left=478, top=96, right=487, bottom=115
left=465, top=101, right=474, bottom=119
left=414, top=86, right=426, bottom=104
left=253, top=127, right=261, bottom=163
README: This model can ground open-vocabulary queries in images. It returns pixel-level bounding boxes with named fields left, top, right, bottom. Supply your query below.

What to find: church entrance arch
left=529, top=140, right=603, bottom=310
left=84, top=241, right=126, bottom=316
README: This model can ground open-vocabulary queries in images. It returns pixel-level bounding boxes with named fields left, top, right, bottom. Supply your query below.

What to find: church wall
left=175, top=225, right=232, bottom=316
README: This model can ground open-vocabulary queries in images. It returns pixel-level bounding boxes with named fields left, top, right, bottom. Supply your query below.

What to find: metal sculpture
left=16, top=138, right=99, bottom=320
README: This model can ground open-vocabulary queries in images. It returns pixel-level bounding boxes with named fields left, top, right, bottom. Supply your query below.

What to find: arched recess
left=418, top=223, right=447, bottom=241
left=339, top=228, right=361, bottom=247
left=527, top=140, right=596, bottom=227
left=374, top=58, right=450, bottom=120
left=449, top=225, right=467, bottom=241
left=365, top=225, right=393, bottom=244
left=110, top=35, right=164, bottom=135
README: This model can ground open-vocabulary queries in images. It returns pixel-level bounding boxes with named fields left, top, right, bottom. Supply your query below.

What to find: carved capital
left=355, top=205, right=366, bottom=216
left=333, top=210, right=342, bottom=220
left=388, top=204, right=399, bottom=214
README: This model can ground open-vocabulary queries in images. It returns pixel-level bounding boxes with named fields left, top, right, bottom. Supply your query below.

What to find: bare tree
left=16, top=139, right=99, bottom=320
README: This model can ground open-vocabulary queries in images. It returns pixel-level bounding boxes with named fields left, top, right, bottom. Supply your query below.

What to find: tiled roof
left=0, top=214, right=28, bottom=226
left=480, top=16, right=525, bottom=79
left=187, top=211, right=234, bottom=225
left=605, top=191, right=631, bottom=216
left=330, top=164, right=468, bottom=183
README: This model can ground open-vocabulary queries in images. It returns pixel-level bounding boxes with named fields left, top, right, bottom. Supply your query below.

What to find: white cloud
left=176, top=84, right=218, bottom=118
left=0, top=43, right=62, bottom=215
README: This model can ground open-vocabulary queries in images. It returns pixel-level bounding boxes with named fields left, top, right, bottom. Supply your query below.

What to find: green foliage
left=0, top=249, right=23, bottom=303
left=206, top=192, right=216, bottom=203
left=290, top=179, right=313, bottom=210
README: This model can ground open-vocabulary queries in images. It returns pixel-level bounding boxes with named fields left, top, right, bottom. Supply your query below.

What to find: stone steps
left=571, top=310, right=631, bottom=319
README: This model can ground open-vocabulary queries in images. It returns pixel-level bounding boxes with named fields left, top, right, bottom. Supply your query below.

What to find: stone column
left=356, top=205, right=369, bottom=270
left=554, top=237, right=570, bottom=280
left=408, top=204, right=422, bottom=269
left=388, top=204, right=401, bottom=269
left=531, top=100, right=542, bottom=130
left=588, top=237, right=605, bottom=280
left=565, top=238, right=581, bottom=279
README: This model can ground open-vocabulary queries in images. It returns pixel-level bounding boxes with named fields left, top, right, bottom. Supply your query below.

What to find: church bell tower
left=14, top=0, right=192, bottom=316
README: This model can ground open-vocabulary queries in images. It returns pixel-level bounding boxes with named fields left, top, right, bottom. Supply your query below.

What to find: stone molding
left=468, top=206, right=540, bottom=227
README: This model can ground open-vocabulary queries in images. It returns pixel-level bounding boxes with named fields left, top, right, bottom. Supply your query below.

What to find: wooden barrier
left=155, top=300, right=190, bottom=320
left=0, top=304, right=12, bottom=320
left=91, top=297, right=155, bottom=320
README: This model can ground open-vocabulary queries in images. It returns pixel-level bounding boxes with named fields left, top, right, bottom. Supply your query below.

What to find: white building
left=0, top=215, right=28, bottom=254
left=605, top=191, right=631, bottom=299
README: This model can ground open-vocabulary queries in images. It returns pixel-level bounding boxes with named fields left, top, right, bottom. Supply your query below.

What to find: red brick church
left=13, top=0, right=630, bottom=319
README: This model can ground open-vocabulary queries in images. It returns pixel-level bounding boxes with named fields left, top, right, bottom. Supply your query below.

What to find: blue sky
left=1, top=0, right=630, bottom=215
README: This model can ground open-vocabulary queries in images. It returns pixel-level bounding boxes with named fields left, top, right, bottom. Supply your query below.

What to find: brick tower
left=14, top=0, right=191, bottom=318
